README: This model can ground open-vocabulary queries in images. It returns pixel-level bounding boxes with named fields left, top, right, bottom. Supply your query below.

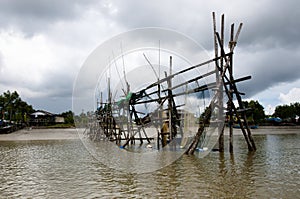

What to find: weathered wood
left=92, top=12, right=256, bottom=156
left=143, top=53, right=232, bottom=91
left=185, top=103, right=212, bottom=155
left=229, top=23, right=235, bottom=153
left=133, top=75, right=251, bottom=105
left=162, top=70, right=216, bottom=92
left=185, top=14, right=255, bottom=154
left=215, top=31, right=256, bottom=151
left=218, top=13, right=225, bottom=152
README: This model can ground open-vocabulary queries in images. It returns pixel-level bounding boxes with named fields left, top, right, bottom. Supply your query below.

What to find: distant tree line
left=58, top=110, right=75, bottom=125
left=200, top=100, right=266, bottom=125
left=73, top=111, right=93, bottom=127
left=240, top=100, right=300, bottom=125
left=64, top=101, right=300, bottom=126
left=1, top=90, right=299, bottom=127
left=240, top=100, right=265, bottom=124
left=0, top=90, right=76, bottom=127
left=0, top=90, right=34, bottom=123
left=273, top=102, right=300, bottom=123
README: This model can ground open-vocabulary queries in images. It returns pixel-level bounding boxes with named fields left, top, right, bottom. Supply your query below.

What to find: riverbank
left=233, top=125, right=300, bottom=135
left=0, top=126, right=299, bottom=142
left=0, top=128, right=79, bottom=141
left=257, top=125, right=300, bottom=129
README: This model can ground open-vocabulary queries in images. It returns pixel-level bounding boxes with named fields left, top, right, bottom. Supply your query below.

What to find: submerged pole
left=169, top=56, right=173, bottom=139
left=229, top=23, right=235, bottom=153
left=218, top=14, right=225, bottom=152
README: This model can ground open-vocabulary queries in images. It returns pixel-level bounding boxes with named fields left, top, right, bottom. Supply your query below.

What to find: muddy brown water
left=0, top=128, right=299, bottom=198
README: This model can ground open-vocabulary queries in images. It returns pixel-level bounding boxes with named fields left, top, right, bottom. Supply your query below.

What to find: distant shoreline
left=0, top=126, right=299, bottom=141
left=0, top=128, right=79, bottom=141
left=255, top=125, right=300, bottom=129
left=225, top=126, right=300, bottom=136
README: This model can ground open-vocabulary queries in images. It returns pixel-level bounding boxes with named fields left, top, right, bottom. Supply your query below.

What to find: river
left=0, top=128, right=299, bottom=198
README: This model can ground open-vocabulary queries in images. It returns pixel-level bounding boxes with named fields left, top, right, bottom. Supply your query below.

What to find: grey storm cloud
left=111, top=0, right=300, bottom=101
left=0, top=51, right=3, bottom=70
left=0, top=0, right=299, bottom=113
left=0, top=0, right=98, bottom=36
left=111, top=0, right=300, bottom=50
left=240, top=1, right=300, bottom=50
left=236, top=47, right=300, bottom=97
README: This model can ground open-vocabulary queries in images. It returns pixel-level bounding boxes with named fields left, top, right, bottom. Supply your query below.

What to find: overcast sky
left=0, top=0, right=299, bottom=114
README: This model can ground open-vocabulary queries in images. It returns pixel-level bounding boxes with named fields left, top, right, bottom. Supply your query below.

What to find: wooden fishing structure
left=87, top=12, right=256, bottom=155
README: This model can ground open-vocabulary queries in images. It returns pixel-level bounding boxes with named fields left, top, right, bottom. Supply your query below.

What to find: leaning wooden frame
left=87, top=12, right=256, bottom=155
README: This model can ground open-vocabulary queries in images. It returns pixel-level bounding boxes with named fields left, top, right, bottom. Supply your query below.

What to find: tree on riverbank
left=240, top=100, right=265, bottom=124
left=59, top=110, right=75, bottom=125
left=0, top=90, right=34, bottom=123
left=273, top=102, right=300, bottom=123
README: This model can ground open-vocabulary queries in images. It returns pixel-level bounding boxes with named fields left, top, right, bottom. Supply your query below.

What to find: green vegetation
left=273, top=102, right=300, bottom=123
left=198, top=99, right=300, bottom=125
left=0, top=90, right=34, bottom=123
left=1, top=90, right=299, bottom=128
left=0, top=90, right=76, bottom=128
left=241, top=100, right=265, bottom=124
left=74, top=111, right=92, bottom=127
left=46, top=123, right=75, bottom=128
left=58, top=110, right=75, bottom=126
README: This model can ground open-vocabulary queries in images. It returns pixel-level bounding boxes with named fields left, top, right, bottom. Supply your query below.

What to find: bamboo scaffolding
left=89, top=12, right=256, bottom=155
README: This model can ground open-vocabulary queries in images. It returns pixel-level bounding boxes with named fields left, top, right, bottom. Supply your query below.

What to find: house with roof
left=29, top=110, right=64, bottom=126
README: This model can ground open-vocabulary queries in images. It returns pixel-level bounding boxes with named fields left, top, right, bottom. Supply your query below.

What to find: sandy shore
left=227, top=126, right=300, bottom=136
left=0, top=128, right=79, bottom=141
left=0, top=126, right=299, bottom=141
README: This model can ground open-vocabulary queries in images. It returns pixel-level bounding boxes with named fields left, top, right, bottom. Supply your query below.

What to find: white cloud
left=265, top=104, right=275, bottom=115
left=0, top=32, right=52, bottom=86
left=0, top=4, right=122, bottom=113
left=0, top=0, right=300, bottom=113
left=279, top=87, right=300, bottom=105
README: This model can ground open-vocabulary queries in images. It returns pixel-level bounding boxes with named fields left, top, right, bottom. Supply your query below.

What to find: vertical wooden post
left=100, top=92, right=103, bottom=107
left=229, top=24, right=235, bottom=153
left=157, top=55, right=162, bottom=149
left=218, top=14, right=225, bottom=152
left=169, top=56, right=173, bottom=139
left=212, top=13, right=222, bottom=151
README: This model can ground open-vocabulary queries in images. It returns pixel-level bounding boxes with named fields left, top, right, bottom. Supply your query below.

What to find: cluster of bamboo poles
left=88, top=12, right=256, bottom=155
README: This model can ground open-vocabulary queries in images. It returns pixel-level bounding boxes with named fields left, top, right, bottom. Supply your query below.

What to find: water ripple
left=0, top=132, right=299, bottom=198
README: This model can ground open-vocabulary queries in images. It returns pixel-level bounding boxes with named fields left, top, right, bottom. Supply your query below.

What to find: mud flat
left=0, top=126, right=299, bottom=141
left=229, top=126, right=300, bottom=136
left=0, top=128, right=79, bottom=141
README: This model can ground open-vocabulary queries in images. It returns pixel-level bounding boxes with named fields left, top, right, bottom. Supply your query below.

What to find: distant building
left=55, top=116, right=65, bottom=123
left=29, top=110, right=64, bottom=126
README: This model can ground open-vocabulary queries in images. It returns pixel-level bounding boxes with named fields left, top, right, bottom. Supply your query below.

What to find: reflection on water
left=0, top=131, right=299, bottom=198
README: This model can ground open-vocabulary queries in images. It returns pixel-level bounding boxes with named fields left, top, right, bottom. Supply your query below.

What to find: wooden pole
left=157, top=57, right=162, bottom=149
left=212, top=12, right=222, bottom=151
left=215, top=32, right=255, bottom=151
left=229, top=23, right=235, bottom=153
left=168, top=56, right=173, bottom=140
left=218, top=14, right=225, bottom=152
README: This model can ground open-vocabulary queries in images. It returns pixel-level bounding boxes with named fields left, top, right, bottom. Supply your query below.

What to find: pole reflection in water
left=0, top=130, right=299, bottom=198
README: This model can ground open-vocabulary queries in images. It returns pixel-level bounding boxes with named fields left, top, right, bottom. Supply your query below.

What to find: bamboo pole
left=218, top=14, right=225, bottom=152
left=229, top=24, right=235, bottom=153
left=215, top=32, right=255, bottom=151
left=168, top=56, right=173, bottom=140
